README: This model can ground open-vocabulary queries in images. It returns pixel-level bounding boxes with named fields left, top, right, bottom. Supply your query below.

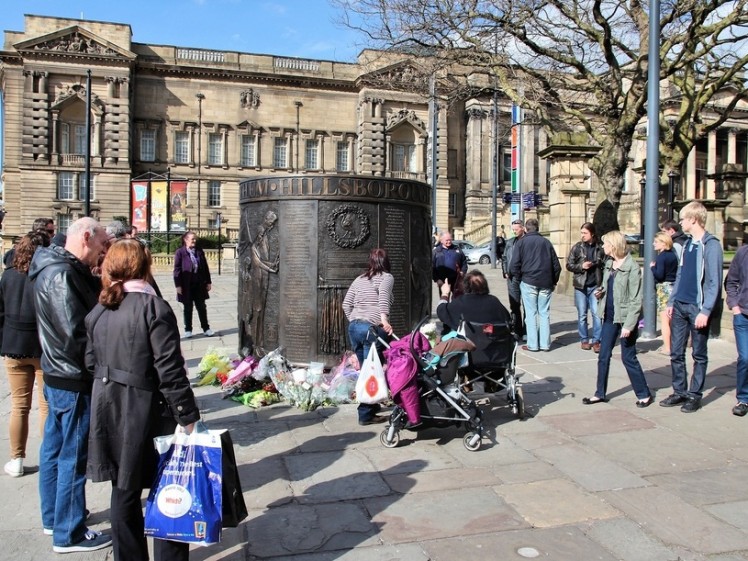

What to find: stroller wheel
left=463, top=431, right=481, bottom=451
left=380, top=428, right=400, bottom=448
left=513, top=385, right=526, bottom=420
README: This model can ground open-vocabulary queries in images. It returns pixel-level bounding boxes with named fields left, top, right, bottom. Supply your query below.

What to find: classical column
left=686, top=148, right=697, bottom=200
left=317, top=134, right=324, bottom=171
left=23, top=70, right=33, bottom=92
left=707, top=129, right=717, bottom=199
left=384, top=134, right=391, bottom=175
left=106, top=77, right=116, bottom=98
left=728, top=128, right=737, bottom=164
left=285, top=132, right=293, bottom=170
left=466, top=108, right=484, bottom=193
left=38, top=71, right=47, bottom=93
left=347, top=136, right=355, bottom=173
left=187, top=125, right=195, bottom=166
left=221, top=126, right=228, bottom=168
left=93, top=116, right=102, bottom=157
left=51, top=110, right=60, bottom=159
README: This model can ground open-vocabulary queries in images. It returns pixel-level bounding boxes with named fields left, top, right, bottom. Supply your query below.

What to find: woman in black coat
left=86, top=239, right=200, bottom=561
left=1, top=231, right=50, bottom=477
left=173, top=231, right=213, bottom=339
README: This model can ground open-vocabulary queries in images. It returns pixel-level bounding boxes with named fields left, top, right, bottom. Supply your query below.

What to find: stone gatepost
left=717, top=163, right=746, bottom=248
left=538, top=141, right=600, bottom=296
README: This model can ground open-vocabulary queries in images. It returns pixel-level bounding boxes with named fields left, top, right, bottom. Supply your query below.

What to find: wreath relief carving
left=325, top=204, right=370, bottom=249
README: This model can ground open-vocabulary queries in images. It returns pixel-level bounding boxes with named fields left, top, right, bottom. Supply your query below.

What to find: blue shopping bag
left=144, top=427, right=223, bottom=546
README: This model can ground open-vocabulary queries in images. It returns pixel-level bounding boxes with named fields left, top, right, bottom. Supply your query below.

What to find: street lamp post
left=294, top=101, right=303, bottom=171
left=196, top=92, right=205, bottom=229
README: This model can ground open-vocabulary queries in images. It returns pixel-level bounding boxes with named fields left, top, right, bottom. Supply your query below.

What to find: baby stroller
left=379, top=317, right=487, bottom=452
left=459, top=319, right=524, bottom=419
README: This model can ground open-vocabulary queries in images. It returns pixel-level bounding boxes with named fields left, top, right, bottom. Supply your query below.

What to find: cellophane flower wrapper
left=197, top=348, right=235, bottom=386
left=222, top=356, right=259, bottom=390
left=327, top=352, right=361, bottom=404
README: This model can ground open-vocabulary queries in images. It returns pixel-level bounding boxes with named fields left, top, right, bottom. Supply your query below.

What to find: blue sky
left=1, top=1, right=363, bottom=62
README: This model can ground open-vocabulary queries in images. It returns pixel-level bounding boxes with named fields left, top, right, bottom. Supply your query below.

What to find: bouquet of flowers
left=196, top=348, right=235, bottom=386
left=327, top=351, right=360, bottom=404
left=264, top=352, right=334, bottom=411
left=419, top=320, right=439, bottom=347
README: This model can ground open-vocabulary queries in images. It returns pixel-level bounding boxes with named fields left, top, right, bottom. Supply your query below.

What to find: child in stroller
left=379, top=318, right=486, bottom=451
left=437, top=271, right=525, bottom=419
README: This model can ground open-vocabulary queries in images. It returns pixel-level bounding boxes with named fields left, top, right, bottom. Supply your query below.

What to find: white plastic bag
left=355, top=344, right=388, bottom=404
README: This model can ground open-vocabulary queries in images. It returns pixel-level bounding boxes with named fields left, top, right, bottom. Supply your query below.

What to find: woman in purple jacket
left=173, top=231, right=213, bottom=338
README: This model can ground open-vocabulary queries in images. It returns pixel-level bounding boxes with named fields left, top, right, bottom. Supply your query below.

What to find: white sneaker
left=4, top=458, right=23, bottom=477
left=204, top=329, right=215, bottom=337
left=182, top=331, right=192, bottom=339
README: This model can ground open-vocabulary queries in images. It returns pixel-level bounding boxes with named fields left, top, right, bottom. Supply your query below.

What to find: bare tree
left=334, top=0, right=748, bottom=232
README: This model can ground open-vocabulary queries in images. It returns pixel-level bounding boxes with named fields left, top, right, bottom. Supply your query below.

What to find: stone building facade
left=1, top=14, right=747, bottom=254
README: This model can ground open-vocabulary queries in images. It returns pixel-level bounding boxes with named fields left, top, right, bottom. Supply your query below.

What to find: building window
left=336, top=141, right=349, bottom=172
left=175, top=132, right=189, bottom=164
left=305, top=140, right=318, bottom=169
left=393, top=144, right=416, bottom=172
left=207, top=180, right=221, bottom=207
left=79, top=174, right=95, bottom=201
left=273, top=137, right=287, bottom=168
left=57, top=213, right=73, bottom=233
left=57, top=172, right=76, bottom=200
left=208, top=133, right=223, bottom=165
left=60, top=123, right=87, bottom=154
left=448, top=193, right=457, bottom=217
left=241, top=135, right=256, bottom=167
left=140, top=129, right=156, bottom=162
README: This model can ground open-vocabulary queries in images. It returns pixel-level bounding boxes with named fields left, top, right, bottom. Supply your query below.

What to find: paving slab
left=540, top=408, right=657, bottom=437
left=647, top=465, right=748, bottom=507
left=421, top=525, right=619, bottom=561
left=707, top=500, right=748, bottom=532
left=586, top=517, right=683, bottom=561
left=495, top=478, right=620, bottom=528
left=532, top=443, right=649, bottom=491
left=366, top=487, right=528, bottom=543
left=601, top=486, right=748, bottom=554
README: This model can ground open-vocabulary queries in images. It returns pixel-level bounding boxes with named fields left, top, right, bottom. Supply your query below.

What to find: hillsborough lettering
left=240, top=176, right=430, bottom=207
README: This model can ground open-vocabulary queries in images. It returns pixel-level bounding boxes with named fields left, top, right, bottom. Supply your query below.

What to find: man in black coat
left=510, top=218, right=561, bottom=352
left=29, top=217, right=112, bottom=554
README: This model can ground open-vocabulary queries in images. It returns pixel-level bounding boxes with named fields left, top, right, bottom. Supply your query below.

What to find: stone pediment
left=51, top=84, right=105, bottom=114
left=358, top=60, right=429, bottom=91
left=14, top=26, right=136, bottom=60
left=386, top=109, right=427, bottom=135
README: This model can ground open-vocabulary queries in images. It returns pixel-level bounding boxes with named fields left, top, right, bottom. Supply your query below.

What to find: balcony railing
left=387, top=171, right=426, bottom=181
left=60, top=154, right=85, bottom=166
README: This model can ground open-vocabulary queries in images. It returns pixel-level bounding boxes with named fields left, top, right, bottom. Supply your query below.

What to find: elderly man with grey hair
left=29, top=217, right=113, bottom=553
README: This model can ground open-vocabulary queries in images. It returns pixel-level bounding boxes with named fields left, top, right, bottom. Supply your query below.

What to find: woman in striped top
left=343, top=248, right=394, bottom=425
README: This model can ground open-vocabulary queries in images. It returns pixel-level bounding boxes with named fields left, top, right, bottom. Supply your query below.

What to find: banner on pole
left=170, top=181, right=187, bottom=232
left=131, top=182, right=149, bottom=232
left=151, top=181, right=168, bottom=232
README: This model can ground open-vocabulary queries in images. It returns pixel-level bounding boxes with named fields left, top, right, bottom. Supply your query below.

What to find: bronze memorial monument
left=238, top=175, right=432, bottom=366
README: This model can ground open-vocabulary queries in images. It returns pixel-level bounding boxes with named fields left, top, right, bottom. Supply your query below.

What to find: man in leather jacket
left=566, top=222, right=606, bottom=352
left=502, top=220, right=526, bottom=339
left=29, top=217, right=112, bottom=553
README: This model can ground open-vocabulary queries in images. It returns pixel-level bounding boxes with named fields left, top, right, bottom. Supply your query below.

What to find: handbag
left=355, top=343, right=388, bottom=404
left=219, top=430, right=248, bottom=528
left=144, top=425, right=224, bottom=545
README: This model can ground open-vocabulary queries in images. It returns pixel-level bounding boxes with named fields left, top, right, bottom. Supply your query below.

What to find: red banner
left=131, top=181, right=148, bottom=232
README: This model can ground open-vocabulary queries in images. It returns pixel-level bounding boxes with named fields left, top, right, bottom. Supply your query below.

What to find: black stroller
left=379, top=317, right=487, bottom=451
left=459, top=319, right=525, bottom=419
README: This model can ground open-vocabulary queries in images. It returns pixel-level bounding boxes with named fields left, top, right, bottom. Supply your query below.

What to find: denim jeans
left=670, top=300, right=710, bottom=399
left=595, top=320, right=651, bottom=400
left=39, top=386, right=91, bottom=546
left=349, top=320, right=387, bottom=422
left=575, top=286, right=602, bottom=344
left=733, top=312, right=748, bottom=403
left=520, top=281, right=552, bottom=350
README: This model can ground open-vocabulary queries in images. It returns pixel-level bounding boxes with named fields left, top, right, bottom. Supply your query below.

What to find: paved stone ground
left=0, top=265, right=746, bottom=560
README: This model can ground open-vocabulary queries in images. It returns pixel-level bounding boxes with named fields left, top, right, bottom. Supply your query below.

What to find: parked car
left=451, top=239, right=475, bottom=251
left=465, top=243, right=493, bottom=265
left=624, top=234, right=642, bottom=244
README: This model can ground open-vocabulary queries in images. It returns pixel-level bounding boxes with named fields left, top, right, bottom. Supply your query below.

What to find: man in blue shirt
left=660, top=202, right=723, bottom=413
left=432, top=232, right=467, bottom=299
